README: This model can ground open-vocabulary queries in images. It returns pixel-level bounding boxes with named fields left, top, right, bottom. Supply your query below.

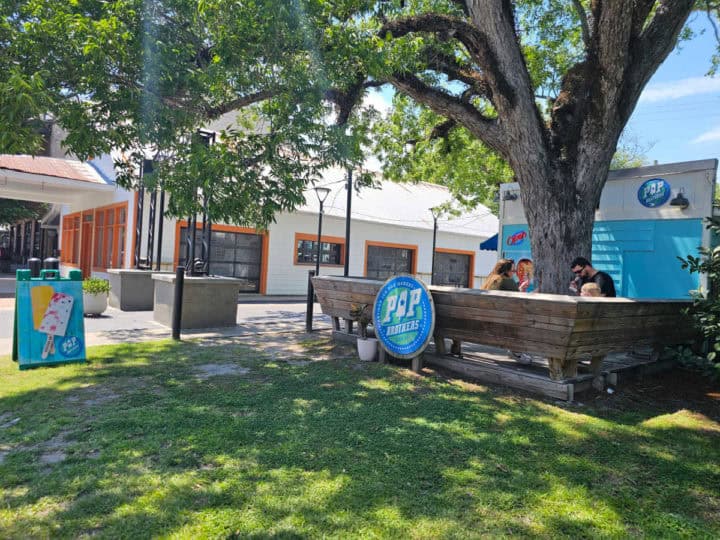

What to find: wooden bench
left=312, top=276, right=697, bottom=382
left=312, top=276, right=383, bottom=336
left=430, top=286, right=696, bottom=381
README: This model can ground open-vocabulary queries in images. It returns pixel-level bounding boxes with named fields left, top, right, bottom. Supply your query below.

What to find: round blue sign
left=637, top=178, right=671, bottom=208
left=59, top=335, right=83, bottom=358
left=373, top=275, right=435, bottom=359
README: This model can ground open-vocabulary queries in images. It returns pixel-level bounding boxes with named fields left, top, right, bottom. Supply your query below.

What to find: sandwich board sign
left=373, top=275, right=435, bottom=359
left=13, top=269, right=86, bottom=369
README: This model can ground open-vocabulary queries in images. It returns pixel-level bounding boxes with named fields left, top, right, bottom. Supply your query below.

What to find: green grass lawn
left=1, top=336, right=719, bottom=539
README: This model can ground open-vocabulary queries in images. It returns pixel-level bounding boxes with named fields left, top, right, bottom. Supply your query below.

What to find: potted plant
left=82, top=277, right=110, bottom=316
left=350, top=303, right=377, bottom=361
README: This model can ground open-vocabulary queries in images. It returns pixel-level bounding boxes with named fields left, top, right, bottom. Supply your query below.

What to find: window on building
left=93, top=203, right=128, bottom=270
left=366, top=244, right=415, bottom=280
left=94, top=211, right=104, bottom=267
left=61, top=212, right=81, bottom=265
left=295, top=234, right=344, bottom=266
left=433, top=251, right=472, bottom=288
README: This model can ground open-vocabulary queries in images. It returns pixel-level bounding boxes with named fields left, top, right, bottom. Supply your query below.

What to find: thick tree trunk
left=514, top=157, right=610, bottom=295
left=524, top=183, right=595, bottom=295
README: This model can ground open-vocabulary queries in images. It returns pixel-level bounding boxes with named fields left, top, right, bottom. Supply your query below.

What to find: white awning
left=0, top=155, right=116, bottom=205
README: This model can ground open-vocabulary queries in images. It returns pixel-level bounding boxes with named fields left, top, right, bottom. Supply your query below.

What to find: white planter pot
left=357, top=337, right=378, bottom=362
left=83, top=292, right=108, bottom=316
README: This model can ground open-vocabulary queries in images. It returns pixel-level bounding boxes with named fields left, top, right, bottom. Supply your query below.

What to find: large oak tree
left=317, top=0, right=701, bottom=292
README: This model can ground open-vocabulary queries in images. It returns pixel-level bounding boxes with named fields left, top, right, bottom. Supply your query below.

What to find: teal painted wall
left=501, top=219, right=703, bottom=299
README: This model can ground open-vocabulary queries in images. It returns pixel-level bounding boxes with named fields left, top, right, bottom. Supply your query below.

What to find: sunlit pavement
left=0, top=289, right=331, bottom=355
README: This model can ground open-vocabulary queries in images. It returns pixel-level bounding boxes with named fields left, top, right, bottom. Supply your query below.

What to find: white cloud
left=692, top=126, right=720, bottom=144
left=639, top=76, right=720, bottom=103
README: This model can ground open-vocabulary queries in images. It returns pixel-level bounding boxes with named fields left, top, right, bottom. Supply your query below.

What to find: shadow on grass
left=0, top=339, right=718, bottom=538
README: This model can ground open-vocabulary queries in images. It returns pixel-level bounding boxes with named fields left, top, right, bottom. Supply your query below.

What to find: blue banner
left=373, top=275, right=435, bottom=359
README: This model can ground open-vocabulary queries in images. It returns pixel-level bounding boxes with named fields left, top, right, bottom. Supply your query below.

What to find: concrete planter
left=152, top=274, right=242, bottom=329
left=107, top=269, right=171, bottom=311
left=83, top=292, right=108, bottom=316
left=357, top=337, right=378, bottom=362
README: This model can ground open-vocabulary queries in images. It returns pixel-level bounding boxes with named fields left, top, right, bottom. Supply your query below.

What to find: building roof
left=0, top=155, right=108, bottom=185
left=300, top=167, right=498, bottom=238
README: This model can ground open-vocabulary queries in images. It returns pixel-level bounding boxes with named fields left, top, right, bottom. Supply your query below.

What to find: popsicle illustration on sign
left=31, top=285, right=54, bottom=330
left=38, top=292, right=75, bottom=359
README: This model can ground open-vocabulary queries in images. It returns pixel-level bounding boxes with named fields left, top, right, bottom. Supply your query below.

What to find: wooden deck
left=311, top=275, right=694, bottom=401
left=422, top=341, right=668, bottom=401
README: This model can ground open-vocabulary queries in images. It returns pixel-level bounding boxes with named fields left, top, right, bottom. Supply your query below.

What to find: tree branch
left=202, top=90, right=276, bottom=119
left=388, top=72, right=506, bottom=154
left=429, top=119, right=457, bottom=140
left=571, top=0, right=591, bottom=48
left=631, top=0, right=657, bottom=37
left=380, top=13, right=515, bottom=107
left=622, top=0, right=696, bottom=120
left=706, top=3, right=720, bottom=44
left=420, top=47, right=493, bottom=101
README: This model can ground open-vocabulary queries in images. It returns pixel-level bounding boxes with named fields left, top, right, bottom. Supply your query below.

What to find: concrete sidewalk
left=0, top=301, right=332, bottom=354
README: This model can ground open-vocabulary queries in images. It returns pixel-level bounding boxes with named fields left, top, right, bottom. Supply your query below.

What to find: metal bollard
left=305, top=270, right=315, bottom=333
left=43, top=257, right=59, bottom=270
left=28, top=258, right=41, bottom=278
left=172, top=266, right=185, bottom=340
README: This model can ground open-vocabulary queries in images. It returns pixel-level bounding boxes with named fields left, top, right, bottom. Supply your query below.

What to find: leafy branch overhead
left=2, top=1, right=718, bottom=292
left=1, top=0, right=373, bottom=228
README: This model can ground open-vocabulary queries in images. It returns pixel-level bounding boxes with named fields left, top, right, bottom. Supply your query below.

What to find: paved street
left=0, top=274, right=332, bottom=354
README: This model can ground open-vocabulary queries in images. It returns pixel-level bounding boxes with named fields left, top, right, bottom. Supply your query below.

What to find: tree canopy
left=2, top=1, right=719, bottom=291
left=309, top=1, right=706, bottom=291
left=0, top=199, right=49, bottom=226
left=1, top=0, right=371, bottom=227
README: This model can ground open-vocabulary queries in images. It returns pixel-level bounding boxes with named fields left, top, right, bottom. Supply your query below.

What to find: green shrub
left=678, top=205, right=720, bottom=378
left=82, top=277, right=111, bottom=295
left=663, top=345, right=720, bottom=380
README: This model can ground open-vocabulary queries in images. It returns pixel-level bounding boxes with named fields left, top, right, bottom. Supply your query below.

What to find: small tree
left=678, top=207, right=720, bottom=377
left=0, top=199, right=49, bottom=225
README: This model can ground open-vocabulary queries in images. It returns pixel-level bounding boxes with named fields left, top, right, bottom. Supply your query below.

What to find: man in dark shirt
left=570, top=257, right=617, bottom=297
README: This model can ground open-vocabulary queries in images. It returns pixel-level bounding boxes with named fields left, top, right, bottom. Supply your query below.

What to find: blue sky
left=628, top=14, right=720, bottom=165
left=364, top=13, right=720, bottom=168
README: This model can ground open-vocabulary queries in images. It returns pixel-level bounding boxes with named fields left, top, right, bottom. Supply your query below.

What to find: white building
left=2, top=152, right=498, bottom=295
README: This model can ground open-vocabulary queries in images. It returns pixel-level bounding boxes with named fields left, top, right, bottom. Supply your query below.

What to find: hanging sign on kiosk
left=373, top=275, right=435, bottom=359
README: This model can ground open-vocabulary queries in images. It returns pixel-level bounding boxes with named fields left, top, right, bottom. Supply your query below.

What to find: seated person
left=482, top=259, right=527, bottom=291
left=570, top=256, right=617, bottom=297
left=580, top=282, right=602, bottom=297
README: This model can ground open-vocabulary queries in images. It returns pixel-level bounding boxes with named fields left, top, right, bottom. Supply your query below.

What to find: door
left=434, top=251, right=471, bottom=287
left=80, top=212, right=94, bottom=278
left=179, top=226, right=264, bottom=293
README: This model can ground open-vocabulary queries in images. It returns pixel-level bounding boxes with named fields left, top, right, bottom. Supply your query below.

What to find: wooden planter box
left=107, top=269, right=172, bottom=311
left=312, top=275, right=696, bottom=387
left=152, top=274, right=242, bottom=329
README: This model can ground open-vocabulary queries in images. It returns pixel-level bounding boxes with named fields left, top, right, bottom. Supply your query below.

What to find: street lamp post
left=314, top=186, right=331, bottom=276
left=343, top=168, right=352, bottom=277
left=430, top=207, right=440, bottom=285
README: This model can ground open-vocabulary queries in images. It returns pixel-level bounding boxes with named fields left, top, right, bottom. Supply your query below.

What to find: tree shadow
left=0, top=339, right=718, bottom=537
